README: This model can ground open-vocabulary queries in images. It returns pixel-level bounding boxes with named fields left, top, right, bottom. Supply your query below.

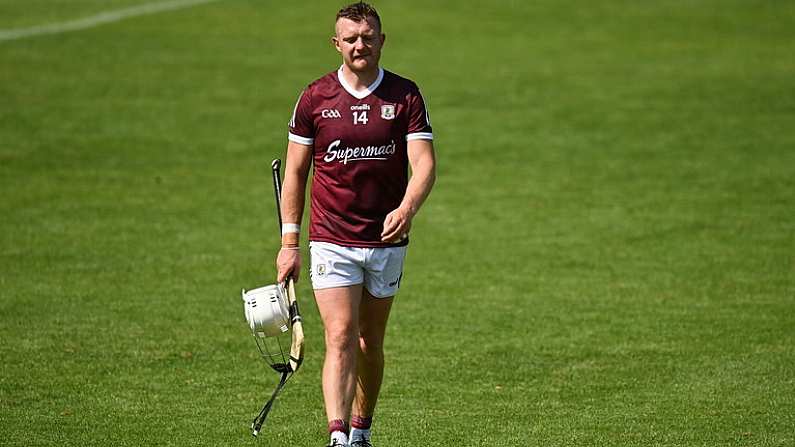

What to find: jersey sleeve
left=405, top=84, right=433, bottom=141
left=287, top=88, right=314, bottom=146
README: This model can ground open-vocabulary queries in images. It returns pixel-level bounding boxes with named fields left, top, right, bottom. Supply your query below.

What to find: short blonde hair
left=336, top=2, right=382, bottom=31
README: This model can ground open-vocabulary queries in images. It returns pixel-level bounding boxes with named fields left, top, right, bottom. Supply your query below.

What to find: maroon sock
left=351, top=415, right=373, bottom=430
left=328, top=419, right=349, bottom=435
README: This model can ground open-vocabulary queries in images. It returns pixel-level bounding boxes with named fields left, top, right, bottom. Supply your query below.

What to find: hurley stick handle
left=271, top=158, right=304, bottom=372
left=286, top=278, right=304, bottom=372
left=271, top=159, right=283, bottom=231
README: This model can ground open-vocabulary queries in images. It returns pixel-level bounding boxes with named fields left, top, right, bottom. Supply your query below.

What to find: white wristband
left=281, top=223, right=300, bottom=235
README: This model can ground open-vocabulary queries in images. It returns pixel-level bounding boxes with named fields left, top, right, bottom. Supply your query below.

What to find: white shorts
left=309, top=241, right=407, bottom=298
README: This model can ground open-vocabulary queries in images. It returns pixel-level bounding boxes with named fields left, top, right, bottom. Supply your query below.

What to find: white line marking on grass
left=0, top=0, right=221, bottom=42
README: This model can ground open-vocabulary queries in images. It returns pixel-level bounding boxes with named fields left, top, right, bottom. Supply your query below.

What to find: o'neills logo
left=323, top=139, right=396, bottom=164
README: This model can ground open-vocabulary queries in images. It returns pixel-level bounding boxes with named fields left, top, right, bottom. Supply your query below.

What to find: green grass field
left=1, top=0, right=794, bottom=445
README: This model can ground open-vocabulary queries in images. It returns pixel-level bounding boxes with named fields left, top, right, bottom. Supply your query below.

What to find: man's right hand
left=277, top=248, right=301, bottom=283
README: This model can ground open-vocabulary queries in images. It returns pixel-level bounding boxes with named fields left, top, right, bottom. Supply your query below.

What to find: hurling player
left=276, top=3, right=436, bottom=446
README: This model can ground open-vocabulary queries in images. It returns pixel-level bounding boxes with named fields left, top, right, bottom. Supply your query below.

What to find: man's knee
left=325, top=325, right=358, bottom=353
left=358, top=333, right=385, bottom=358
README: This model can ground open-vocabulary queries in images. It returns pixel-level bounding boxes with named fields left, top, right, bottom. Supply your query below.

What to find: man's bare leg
left=315, top=284, right=363, bottom=439
left=351, top=289, right=393, bottom=440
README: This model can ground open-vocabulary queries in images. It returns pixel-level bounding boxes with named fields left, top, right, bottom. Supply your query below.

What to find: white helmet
left=242, top=284, right=290, bottom=337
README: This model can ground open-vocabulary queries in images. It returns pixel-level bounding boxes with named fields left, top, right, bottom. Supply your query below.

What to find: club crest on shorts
left=381, top=104, right=395, bottom=120
left=316, top=264, right=326, bottom=276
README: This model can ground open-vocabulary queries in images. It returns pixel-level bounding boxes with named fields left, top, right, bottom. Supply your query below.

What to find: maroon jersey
left=288, top=67, right=433, bottom=248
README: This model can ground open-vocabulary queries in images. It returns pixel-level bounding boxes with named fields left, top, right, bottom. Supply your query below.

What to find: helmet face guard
left=242, top=283, right=293, bottom=375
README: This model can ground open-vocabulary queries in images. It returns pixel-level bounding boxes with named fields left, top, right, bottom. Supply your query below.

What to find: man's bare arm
left=277, top=141, right=312, bottom=282
left=381, top=139, right=436, bottom=243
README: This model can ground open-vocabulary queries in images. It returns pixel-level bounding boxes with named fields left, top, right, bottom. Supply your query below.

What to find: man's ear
left=331, top=36, right=341, bottom=53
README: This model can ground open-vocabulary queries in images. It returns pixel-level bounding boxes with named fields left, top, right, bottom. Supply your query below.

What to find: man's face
left=333, top=17, right=385, bottom=73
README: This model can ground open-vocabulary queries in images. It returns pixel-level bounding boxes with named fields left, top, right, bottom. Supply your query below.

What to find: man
left=275, top=3, right=436, bottom=446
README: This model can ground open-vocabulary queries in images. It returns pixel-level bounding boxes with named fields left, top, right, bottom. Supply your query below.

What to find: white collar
left=337, top=65, right=384, bottom=100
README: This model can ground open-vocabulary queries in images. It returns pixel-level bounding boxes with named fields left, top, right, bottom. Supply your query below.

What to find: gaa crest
left=381, top=104, right=395, bottom=120
left=316, top=264, right=326, bottom=277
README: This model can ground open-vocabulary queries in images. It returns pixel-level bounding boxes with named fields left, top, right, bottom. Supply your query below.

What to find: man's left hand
left=381, top=207, right=413, bottom=243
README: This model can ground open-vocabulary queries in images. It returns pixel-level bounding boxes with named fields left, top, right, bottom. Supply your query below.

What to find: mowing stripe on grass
left=0, top=0, right=221, bottom=42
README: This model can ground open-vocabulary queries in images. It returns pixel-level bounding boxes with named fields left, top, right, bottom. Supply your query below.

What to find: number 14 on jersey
left=353, top=111, right=368, bottom=125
